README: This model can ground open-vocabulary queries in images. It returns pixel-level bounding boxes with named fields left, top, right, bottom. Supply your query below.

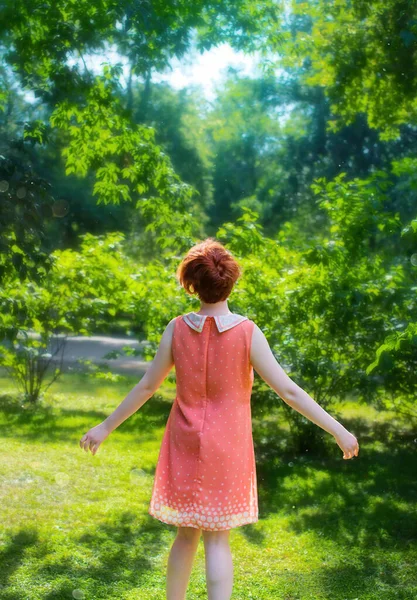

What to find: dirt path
left=15, top=333, right=152, bottom=376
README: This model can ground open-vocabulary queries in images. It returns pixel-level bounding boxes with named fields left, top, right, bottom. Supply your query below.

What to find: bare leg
left=202, top=529, right=233, bottom=600
left=166, top=526, right=201, bottom=600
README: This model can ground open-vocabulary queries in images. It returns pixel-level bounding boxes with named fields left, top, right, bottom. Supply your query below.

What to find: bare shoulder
left=159, top=317, right=177, bottom=343
left=249, top=322, right=268, bottom=352
left=167, top=316, right=177, bottom=332
left=249, top=321, right=298, bottom=402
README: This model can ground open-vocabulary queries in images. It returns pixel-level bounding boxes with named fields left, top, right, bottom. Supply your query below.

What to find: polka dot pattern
left=148, top=314, right=258, bottom=530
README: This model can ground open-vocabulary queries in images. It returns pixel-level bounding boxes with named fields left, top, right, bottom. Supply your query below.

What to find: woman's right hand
left=79, top=422, right=111, bottom=455
left=334, top=429, right=359, bottom=459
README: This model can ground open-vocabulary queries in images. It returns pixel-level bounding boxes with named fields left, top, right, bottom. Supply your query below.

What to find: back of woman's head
left=176, top=238, right=242, bottom=303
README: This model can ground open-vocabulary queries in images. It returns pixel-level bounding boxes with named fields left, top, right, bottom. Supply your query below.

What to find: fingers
left=79, top=433, right=99, bottom=454
left=89, top=438, right=99, bottom=455
left=79, top=434, right=92, bottom=452
left=79, top=435, right=89, bottom=452
left=343, top=444, right=360, bottom=459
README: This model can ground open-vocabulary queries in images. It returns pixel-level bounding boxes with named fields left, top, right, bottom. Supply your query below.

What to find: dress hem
left=148, top=507, right=258, bottom=531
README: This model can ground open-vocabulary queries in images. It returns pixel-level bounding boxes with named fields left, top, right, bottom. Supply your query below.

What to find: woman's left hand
left=79, top=422, right=110, bottom=455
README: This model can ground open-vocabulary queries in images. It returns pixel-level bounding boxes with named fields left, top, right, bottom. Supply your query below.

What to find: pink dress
left=148, top=311, right=258, bottom=530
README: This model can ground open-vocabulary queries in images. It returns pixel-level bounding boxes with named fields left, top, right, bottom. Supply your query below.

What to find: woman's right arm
left=250, top=324, right=359, bottom=459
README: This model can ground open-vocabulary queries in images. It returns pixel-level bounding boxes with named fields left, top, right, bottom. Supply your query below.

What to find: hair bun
left=176, top=237, right=242, bottom=303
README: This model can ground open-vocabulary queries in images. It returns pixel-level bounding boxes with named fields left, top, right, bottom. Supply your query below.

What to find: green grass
left=0, top=372, right=416, bottom=599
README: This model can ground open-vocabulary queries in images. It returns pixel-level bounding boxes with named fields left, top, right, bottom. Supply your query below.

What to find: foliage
left=0, top=144, right=59, bottom=347
left=280, top=0, right=417, bottom=140
left=216, top=171, right=416, bottom=444
left=48, top=71, right=199, bottom=251
left=0, top=233, right=137, bottom=403
left=0, top=0, right=284, bottom=250
left=4, top=164, right=416, bottom=427
left=2, top=0, right=416, bottom=256
left=133, top=82, right=214, bottom=217
left=205, top=75, right=283, bottom=228
left=75, top=358, right=128, bottom=383
left=0, top=149, right=56, bottom=288
left=1, top=279, right=70, bottom=404
left=364, top=215, right=417, bottom=420
left=0, top=0, right=416, bottom=437
left=1, top=331, right=67, bottom=405
left=0, top=0, right=284, bottom=108
left=366, top=322, right=417, bottom=419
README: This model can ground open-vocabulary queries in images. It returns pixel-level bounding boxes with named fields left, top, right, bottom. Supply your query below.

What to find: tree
left=279, top=0, right=417, bottom=140
left=0, top=232, right=137, bottom=403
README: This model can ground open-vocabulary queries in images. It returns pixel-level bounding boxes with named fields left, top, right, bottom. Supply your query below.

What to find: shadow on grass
left=1, top=512, right=169, bottom=600
left=2, top=376, right=417, bottom=596
left=281, top=556, right=413, bottom=600
left=0, top=391, right=172, bottom=444
left=244, top=415, right=417, bottom=597
left=255, top=414, right=417, bottom=551
left=0, top=529, right=41, bottom=598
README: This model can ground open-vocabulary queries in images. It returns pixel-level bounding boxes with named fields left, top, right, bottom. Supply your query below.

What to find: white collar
left=183, top=312, right=248, bottom=333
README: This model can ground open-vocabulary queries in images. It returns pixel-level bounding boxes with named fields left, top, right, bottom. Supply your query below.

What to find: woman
left=79, top=237, right=359, bottom=600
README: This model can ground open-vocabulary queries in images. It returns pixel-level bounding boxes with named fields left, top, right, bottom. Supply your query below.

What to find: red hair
left=176, top=238, right=242, bottom=303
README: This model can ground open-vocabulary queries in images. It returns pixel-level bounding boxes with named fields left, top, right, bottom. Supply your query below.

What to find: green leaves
left=48, top=74, right=199, bottom=250
left=312, top=170, right=401, bottom=260
left=23, top=120, right=50, bottom=145
left=278, top=0, right=417, bottom=139
left=217, top=207, right=271, bottom=255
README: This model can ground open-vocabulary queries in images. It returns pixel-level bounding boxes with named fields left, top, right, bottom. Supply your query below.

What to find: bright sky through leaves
left=22, top=38, right=263, bottom=105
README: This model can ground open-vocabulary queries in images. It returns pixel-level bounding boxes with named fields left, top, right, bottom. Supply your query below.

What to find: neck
left=197, top=300, right=231, bottom=316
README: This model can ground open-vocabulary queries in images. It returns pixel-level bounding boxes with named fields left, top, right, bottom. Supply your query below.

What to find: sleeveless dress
left=148, top=311, right=258, bottom=530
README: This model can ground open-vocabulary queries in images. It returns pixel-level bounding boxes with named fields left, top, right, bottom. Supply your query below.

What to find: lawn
left=0, top=371, right=416, bottom=599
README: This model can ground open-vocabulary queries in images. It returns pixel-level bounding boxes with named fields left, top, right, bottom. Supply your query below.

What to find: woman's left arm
left=79, top=318, right=175, bottom=454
